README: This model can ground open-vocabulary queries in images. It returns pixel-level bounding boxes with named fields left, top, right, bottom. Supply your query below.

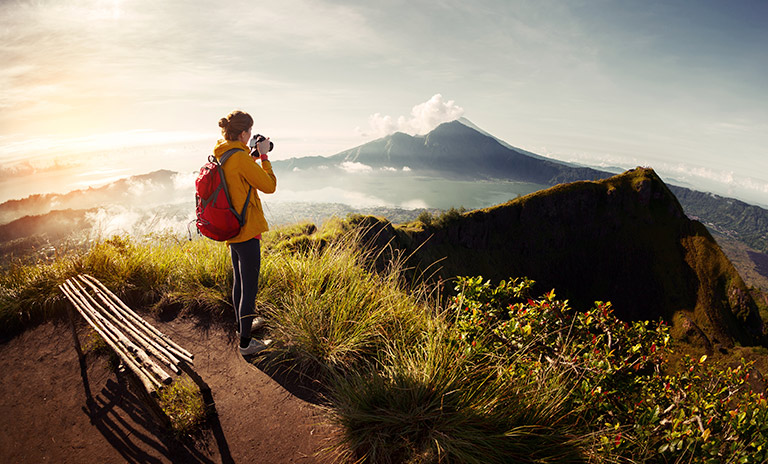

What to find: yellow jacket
left=213, top=139, right=277, bottom=245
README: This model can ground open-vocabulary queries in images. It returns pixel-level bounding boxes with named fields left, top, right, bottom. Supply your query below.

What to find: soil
left=0, top=315, right=339, bottom=463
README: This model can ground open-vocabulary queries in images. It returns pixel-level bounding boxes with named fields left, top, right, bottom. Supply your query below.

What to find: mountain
left=275, top=119, right=768, bottom=257
left=669, top=186, right=768, bottom=253
left=357, top=168, right=765, bottom=352
left=293, top=120, right=610, bottom=185
left=0, top=170, right=186, bottom=225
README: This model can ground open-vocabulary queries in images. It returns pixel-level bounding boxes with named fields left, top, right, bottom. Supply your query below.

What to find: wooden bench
left=59, top=274, right=205, bottom=427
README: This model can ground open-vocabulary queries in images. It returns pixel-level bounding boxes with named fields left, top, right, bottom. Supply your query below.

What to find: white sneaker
left=239, top=338, right=272, bottom=356
left=236, top=317, right=267, bottom=337
left=252, top=317, right=266, bottom=331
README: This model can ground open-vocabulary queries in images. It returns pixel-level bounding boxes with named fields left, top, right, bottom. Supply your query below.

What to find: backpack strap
left=214, top=148, right=253, bottom=227
left=218, top=148, right=241, bottom=165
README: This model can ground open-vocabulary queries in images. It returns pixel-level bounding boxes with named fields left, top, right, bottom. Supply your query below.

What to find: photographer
left=215, top=110, right=277, bottom=356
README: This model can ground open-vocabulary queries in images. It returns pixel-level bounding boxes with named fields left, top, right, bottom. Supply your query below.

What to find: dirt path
left=0, top=316, right=337, bottom=463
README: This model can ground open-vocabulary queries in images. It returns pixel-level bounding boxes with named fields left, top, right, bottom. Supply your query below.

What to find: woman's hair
left=219, top=110, right=253, bottom=141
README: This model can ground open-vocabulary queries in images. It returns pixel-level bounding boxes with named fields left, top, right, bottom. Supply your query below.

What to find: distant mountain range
left=274, top=119, right=768, bottom=254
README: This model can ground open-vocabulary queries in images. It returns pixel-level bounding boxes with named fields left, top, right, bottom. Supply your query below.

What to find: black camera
left=249, top=134, right=274, bottom=152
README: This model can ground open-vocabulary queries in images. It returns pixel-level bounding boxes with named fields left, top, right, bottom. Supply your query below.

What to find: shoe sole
left=239, top=339, right=272, bottom=356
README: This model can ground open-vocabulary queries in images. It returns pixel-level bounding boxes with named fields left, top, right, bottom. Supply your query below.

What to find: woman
left=216, top=110, right=277, bottom=355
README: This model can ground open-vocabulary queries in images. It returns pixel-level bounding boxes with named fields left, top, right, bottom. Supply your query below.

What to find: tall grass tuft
left=327, top=323, right=584, bottom=464
left=259, top=225, right=429, bottom=376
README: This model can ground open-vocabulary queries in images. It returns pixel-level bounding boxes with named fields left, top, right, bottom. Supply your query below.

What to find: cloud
left=340, top=161, right=373, bottom=174
left=361, top=94, right=465, bottom=137
left=273, top=187, right=388, bottom=208
left=400, top=199, right=429, bottom=209
left=86, top=204, right=195, bottom=239
left=172, top=172, right=197, bottom=192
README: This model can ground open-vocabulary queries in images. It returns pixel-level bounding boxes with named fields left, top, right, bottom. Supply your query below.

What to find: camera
left=249, top=134, right=274, bottom=152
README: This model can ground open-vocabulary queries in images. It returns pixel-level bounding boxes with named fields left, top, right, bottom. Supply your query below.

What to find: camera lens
left=253, top=134, right=274, bottom=152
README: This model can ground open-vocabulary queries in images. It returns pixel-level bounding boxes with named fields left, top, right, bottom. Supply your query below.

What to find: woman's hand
left=256, top=137, right=271, bottom=156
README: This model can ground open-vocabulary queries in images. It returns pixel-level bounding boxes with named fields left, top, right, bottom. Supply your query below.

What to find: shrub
left=448, top=275, right=768, bottom=463
left=416, top=211, right=434, bottom=227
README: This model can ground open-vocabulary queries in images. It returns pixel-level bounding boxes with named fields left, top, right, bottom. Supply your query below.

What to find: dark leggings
left=230, top=238, right=260, bottom=336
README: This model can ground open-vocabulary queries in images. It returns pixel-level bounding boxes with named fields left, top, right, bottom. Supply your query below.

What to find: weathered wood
left=59, top=283, right=160, bottom=394
left=69, top=279, right=173, bottom=385
left=79, top=274, right=192, bottom=366
left=121, top=369, right=172, bottom=429
left=60, top=274, right=208, bottom=430
left=81, top=274, right=194, bottom=363
left=75, top=276, right=181, bottom=374
left=62, top=280, right=163, bottom=390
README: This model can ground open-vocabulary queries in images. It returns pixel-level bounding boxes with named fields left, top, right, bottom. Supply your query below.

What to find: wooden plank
left=69, top=279, right=173, bottom=385
left=81, top=274, right=194, bottom=364
left=75, top=276, right=181, bottom=374
left=60, top=282, right=160, bottom=394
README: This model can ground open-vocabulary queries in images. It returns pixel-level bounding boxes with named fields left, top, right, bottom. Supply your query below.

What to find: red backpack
left=194, top=148, right=252, bottom=241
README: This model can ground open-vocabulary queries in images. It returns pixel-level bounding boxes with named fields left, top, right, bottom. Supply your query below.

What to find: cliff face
left=364, top=168, right=764, bottom=351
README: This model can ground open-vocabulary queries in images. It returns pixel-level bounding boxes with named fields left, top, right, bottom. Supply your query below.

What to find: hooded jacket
left=213, top=139, right=277, bottom=245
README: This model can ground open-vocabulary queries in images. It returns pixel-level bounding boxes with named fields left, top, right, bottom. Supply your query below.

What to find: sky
left=1, top=0, right=767, bottom=206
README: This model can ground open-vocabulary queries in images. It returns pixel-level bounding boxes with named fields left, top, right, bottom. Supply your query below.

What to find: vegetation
left=449, top=276, right=768, bottom=463
left=416, top=206, right=467, bottom=228
left=157, top=377, right=208, bottom=436
left=2, top=218, right=768, bottom=462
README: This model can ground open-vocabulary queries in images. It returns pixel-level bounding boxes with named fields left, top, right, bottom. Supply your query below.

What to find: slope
left=368, top=168, right=765, bottom=352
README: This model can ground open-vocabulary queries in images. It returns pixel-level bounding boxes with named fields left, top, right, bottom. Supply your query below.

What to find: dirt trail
left=0, top=315, right=336, bottom=463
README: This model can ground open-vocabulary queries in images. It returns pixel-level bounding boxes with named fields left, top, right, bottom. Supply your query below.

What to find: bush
left=448, top=275, right=768, bottom=463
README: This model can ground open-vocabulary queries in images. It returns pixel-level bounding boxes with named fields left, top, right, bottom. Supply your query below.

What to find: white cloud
left=86, top=204, right=194, bottom=239
left=340, top=161, right=373, bottom=173
left=402, top=166, right=412, bottom=172
left=362, top=94, right=465, bottom=137
left=400, top=199, right=429, bottom=209
left=272, top=187, right=388, bottom=208
left=172, top=172, right=197, bottom=192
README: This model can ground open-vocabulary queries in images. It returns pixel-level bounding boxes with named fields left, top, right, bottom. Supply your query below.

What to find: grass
left=259, top=226, right=429, bottom=375
left=2, top=215, right=767, bottom=462
left=0, top=234, right=234, bottom=336
left=157, top=376, right=208, bottom=436
left=328, top=322, right=584, bottom=464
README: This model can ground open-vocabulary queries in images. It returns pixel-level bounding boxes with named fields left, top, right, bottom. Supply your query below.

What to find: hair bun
left=219, top=110, right=253, bottom=141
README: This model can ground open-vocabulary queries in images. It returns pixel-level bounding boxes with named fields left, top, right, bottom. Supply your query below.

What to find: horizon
left=1, top=0, right=767, bottom=207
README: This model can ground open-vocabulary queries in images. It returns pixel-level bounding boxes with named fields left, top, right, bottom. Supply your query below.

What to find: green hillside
left=364, top=168, right=765, bottom=352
